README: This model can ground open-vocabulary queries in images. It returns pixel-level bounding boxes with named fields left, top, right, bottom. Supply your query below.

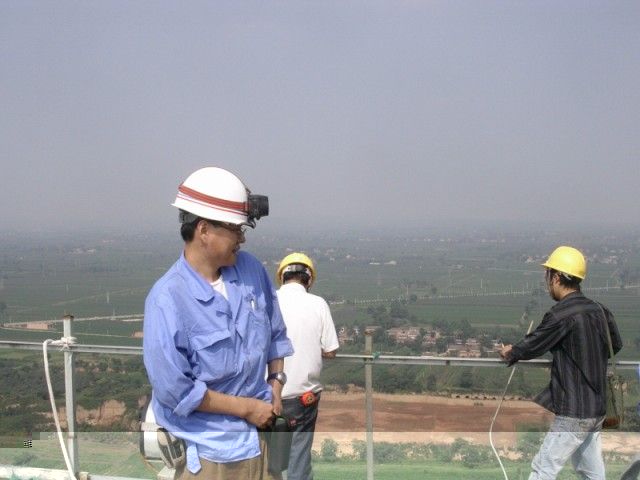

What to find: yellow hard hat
left=277, top=252, right=316, bottom=286
left=541, top=246, right=587, bottom=280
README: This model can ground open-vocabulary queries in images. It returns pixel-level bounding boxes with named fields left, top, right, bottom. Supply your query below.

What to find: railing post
left=63, top=314, right=79, bottom=476
left=364, top=332, right=374, bottom=480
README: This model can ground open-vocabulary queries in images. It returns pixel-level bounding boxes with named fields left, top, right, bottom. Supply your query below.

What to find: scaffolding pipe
left=63, top=315, right=79, bottom=477
left=0, top=337, right=639, bottom=480
left=364, top=333, right=374, bottom=480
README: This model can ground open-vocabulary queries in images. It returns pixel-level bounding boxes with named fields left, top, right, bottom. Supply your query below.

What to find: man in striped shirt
left=500, top=246, right=622, bottom=480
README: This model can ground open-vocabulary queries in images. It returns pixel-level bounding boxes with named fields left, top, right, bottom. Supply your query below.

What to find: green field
left=0, top=436, right=635, bottom=480
left=313, top=462, right=632, bottom=480
left=0, top=230, right=638, bottom=477
left=2, top=231, right=638, bottom=353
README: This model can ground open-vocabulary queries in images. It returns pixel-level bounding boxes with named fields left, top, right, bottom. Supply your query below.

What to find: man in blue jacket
left=143, top=167, right=293, bottom=480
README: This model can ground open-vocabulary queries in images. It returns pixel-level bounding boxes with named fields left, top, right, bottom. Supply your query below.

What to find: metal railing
left=1, top=316, right=639, bottom=480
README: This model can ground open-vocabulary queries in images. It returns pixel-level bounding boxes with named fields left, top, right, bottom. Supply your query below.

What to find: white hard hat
left=172, top=167, right=251, bottom=225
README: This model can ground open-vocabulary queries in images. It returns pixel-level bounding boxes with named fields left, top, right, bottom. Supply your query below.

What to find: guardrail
left=1, top=315, right=638, bottom=480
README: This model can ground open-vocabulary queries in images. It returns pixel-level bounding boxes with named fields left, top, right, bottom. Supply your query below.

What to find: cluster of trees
left=315, top=437, right=506, bottom=468
left=2, top=343, right=638, bottom=440
left=322, top=360, right=544, bottom=398
left=337, top=302, right=518, bottom=357
left=0, top=354, right=149, bottom=436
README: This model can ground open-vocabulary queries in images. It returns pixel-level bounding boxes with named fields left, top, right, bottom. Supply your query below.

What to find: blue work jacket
left=143, top=251, right=293, bottom=471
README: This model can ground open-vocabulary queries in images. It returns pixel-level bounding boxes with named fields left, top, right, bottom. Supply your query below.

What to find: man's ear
left=196, top=219, right=210, bottom=238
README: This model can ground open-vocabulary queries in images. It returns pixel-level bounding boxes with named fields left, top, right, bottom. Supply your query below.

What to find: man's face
left=544, top=269, right=560, bottom=301
left=202, top=220, right=246, bottom=267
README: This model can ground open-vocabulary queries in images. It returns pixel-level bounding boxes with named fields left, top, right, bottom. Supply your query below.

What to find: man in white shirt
left=274, top=252, right=339, bottom=480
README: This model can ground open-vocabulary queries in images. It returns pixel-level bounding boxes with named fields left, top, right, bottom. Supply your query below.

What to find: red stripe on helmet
left=178, top=184, right=247, bottom=214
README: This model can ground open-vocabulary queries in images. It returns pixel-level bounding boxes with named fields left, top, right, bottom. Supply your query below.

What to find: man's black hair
left=180, top=215, right=202, bottom=242
left=549, top=268, right=582, bottom=291
left=283, top=271, right=311, bottom=288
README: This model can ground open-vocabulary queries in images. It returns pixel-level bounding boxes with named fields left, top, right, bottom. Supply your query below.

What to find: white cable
left=489, top=365, right=517, bottom=480
left=489, top=317, right=535, bottom=480
left=43, top=338, right=78, bottom=480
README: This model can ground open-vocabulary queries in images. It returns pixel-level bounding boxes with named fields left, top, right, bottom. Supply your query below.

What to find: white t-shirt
left=210, top=275, right=227, bottom=300
left=276, top=282, right=339, bottom=398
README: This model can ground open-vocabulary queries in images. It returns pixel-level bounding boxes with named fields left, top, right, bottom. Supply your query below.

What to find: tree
left=425, top=374, right=437, bottom=391
left=459, top=367, right=473, bottom=389
left=517, top=428, right=544, bottom=458
left=389, top=301, right=409, bottom=319
left=460, top=445, right=485, bottom=468
left=454, top=318, right=475, bottom=339
left=435, top=337, right=448, bottom=354
left=351, top=440, right=366, bottom=461
left=320, top=438, right=339, bottom=462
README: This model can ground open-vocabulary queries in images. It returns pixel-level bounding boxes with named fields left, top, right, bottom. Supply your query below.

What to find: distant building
left=458, top=348, right=481, bottom=358
left=7, top=321, right=54, bottom=331
left=447, top=339, right=481, bottom=358
left=446, top=345, right=462, bottom=356
left=386, top=326, right=421, bottom=344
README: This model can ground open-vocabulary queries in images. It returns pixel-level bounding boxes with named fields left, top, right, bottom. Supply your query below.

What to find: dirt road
left=312, top=392, right=639, bottom=455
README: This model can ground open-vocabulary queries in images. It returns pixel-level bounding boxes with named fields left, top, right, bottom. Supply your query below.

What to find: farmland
left=1, top=226, right=639, bottom=477
left=1, top=227, right=639, bottom=353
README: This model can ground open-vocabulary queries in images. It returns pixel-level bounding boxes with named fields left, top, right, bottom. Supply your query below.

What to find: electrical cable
left=43, top=337, right=78, bottom=480
left=489, top=315, right=535, bottom=480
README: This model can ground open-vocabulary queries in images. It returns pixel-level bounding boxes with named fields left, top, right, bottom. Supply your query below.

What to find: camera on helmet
left=247, top=194, right=269, bottom=221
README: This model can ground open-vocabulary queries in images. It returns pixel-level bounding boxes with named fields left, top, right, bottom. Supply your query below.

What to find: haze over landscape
left=1, top=4, right=639, bottom=477
left=2, top=1, right=639, bottom=234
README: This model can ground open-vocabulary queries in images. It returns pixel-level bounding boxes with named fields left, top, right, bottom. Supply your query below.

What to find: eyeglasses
left=207, top=220, right=247, bottom=235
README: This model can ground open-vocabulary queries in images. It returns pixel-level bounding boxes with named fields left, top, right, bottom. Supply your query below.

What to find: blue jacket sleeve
left=143, top=292, right=207, bottom=417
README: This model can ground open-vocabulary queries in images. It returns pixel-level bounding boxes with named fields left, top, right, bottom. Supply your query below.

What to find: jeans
left=529, top=415, right=605, bottom=480
left=281, top=393, right=320, bottom=480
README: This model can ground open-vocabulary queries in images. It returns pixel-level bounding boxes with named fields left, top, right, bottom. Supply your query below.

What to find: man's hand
left=197, top=390, right=276, bottom=428
left=267, top=358, right=285, bottom=417
left=244, top=398, right=276, bottom=429
left=499, top=344, right=513, bottom=361
left=322, top=349, right=338, bottom=359
left=268, top=378, right=284, bottom=416
left=271, top=396, right=283, bottom=417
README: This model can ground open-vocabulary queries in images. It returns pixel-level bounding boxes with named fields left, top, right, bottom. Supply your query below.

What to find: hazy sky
left=2, top=1, right=639, bottom=233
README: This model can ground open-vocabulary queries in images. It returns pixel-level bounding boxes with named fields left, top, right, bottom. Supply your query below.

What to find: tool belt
left=299, top=390, right=318, bottom=407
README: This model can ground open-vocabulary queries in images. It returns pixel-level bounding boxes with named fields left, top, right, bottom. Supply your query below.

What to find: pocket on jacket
left=190, top=329, right=238, bottom=383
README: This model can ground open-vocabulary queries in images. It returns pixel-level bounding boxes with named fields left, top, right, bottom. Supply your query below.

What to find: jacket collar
left=177, top=252, right=239, bottom=303
left=177, top=252, right=242, bottom=317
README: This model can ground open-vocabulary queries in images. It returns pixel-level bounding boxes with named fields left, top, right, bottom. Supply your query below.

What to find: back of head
left=277, top=252, right=316, bottom=289
left=542, top=245, right=586, bottom=288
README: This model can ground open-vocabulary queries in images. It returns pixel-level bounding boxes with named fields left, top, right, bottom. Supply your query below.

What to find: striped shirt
left=509, top=292, right=622, bottom=418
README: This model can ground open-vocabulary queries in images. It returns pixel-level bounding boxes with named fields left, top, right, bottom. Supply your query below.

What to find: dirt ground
left=312, top=392, right=640, bottom=456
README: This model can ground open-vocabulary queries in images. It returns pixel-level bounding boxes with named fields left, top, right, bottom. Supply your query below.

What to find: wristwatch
left=267, top=371, right=287, bottom=386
